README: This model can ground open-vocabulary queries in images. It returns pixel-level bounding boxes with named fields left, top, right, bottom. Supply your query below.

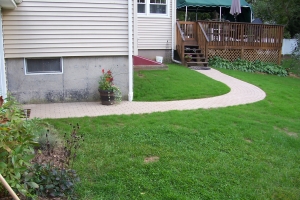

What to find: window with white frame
left=25, top=58, right=63, bottom=74
left=138, top=0, right=167, bottom=15
left=137, top=0, right=146, bottom=13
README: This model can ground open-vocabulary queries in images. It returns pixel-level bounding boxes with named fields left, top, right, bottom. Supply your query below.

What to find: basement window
left=25, top=58, right=63, bottom=74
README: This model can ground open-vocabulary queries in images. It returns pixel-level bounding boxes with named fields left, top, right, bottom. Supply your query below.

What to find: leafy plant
left=62, top=123, right=84, bottom=168
left=24, top=123, right=84, bottom=198
left=0, top=95, right=38, bottom=196
left=26, top=163, right=79, bottom=198
left=37, top=130, right=61, bottom=152
left=209, top=56, right=288, bottom=76
left=184, top=54, right=192, bottom=60
left=98, top=69, right=122, bottom=102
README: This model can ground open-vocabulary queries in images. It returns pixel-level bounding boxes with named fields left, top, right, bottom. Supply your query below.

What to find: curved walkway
left=23, top=69, right=266, bottom=119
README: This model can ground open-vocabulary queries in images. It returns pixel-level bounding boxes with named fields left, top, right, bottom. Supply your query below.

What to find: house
left=0, top=0, right=283, bottom=104
left=0, top=0, right=177, bottom=103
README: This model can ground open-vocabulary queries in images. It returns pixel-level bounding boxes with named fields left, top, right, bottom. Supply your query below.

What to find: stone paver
left=23, top=69, right=266, bottom=119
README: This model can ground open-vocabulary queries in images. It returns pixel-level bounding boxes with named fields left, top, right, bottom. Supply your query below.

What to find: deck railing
left=198, top=20, right=283, bottom=48
left=176, top=20, right=284, bottom=64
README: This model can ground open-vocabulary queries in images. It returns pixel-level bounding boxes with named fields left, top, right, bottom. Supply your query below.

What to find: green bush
left=24, top=123, right=84, bottom=198
left=209, top=57, right=288, bottom=76
left=25, top=163, right=79, bottom=198
left=1, top=95, right=84, bottom=198
left=0, top=95, right=38, bottom=196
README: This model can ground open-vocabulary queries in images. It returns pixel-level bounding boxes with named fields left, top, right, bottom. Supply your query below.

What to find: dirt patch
left=144, top=156, right=159, bottom=163
left=285, top=130, right=298, bottom=138
left=244, top=138, right=252, bottom=143
left=288, top=72, right=300, bottom=78
left=274, top=127, right=298, bottom=138
left=32, top=146, right=66, bottom=168
left=137, top=72, right=145, bottom=78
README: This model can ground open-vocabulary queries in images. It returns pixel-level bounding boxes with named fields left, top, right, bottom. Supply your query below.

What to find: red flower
left=107, top=70, right=112, bottom=75
left=102, top=69, right=104, bottom=74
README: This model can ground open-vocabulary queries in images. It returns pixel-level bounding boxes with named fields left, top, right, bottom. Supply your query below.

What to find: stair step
left=191, top=57, right=205, bottom=59
left=187, top=62, right=208, bottom=67
left=184, top=42, right=198, bottom=46
left=189, top=66, right=211, bottom=70
left=184, top=53, right=203, bottom=55
left=185, top=49, right=202, bottom=51
left=190, top=58, right=206, bottom=62
left=187, top=61, right=208, bottom=64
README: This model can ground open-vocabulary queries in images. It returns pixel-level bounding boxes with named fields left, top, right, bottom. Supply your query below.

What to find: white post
left=185, top=6, right=187, bottom=21
left=128, top=0, right=133, bottom=101
left=172, top=0, right=181, bottom=63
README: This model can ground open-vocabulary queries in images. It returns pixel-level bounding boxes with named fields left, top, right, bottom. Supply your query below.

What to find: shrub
left=0, top=95, right=38, bottom=196
left=37, top=130, right=61, bottom=152
left=25, top=163, right=80, bottom=198
left=291, top=33, right=300, bottom=61
left=209, top=56, right=288, bottom=76
left=25, top=123, right=84, bottom=198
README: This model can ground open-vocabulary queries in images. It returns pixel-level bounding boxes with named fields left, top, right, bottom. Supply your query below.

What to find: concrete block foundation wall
left=6, top=56, right=129, bottom=104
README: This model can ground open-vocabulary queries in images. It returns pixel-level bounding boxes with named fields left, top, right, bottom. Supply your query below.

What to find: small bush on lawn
left=0, top=95, right=37, bottom=197
left=25, top=163, right=80, bottom=199
left=209, top=56, right=288, bottom=76
left=0, top=95, right=83, bottom=199
left=26, top=124, right=84, bottom=199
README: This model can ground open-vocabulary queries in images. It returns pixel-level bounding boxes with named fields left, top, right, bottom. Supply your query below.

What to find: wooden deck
left=176, top=21, right=284, bottom=65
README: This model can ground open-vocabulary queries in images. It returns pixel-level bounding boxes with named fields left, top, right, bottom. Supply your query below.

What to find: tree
left=250, top=0, right=300, bottom=38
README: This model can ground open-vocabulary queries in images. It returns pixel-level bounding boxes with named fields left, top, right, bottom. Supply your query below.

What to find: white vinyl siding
left=137, top=0, right=172, bottom=49
left=2, top=0, right=131, bottom=58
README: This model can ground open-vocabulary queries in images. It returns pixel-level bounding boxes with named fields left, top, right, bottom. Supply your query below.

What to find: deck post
left=241, top=48, right=244, bottom=60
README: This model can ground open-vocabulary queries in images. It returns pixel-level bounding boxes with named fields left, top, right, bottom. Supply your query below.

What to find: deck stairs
left=183, top=39, right=208, bottom=68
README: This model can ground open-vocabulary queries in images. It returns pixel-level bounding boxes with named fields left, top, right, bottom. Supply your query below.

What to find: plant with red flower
left=98, top=69, right=122, bottom=102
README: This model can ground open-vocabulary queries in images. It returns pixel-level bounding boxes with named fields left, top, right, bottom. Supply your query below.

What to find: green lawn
left=133, top=64, right=230, bottom=101
left=47, top=66, right=300, bottom=200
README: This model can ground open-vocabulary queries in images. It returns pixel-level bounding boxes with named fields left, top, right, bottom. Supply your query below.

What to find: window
left=137, top=0, right=168, bottom=16
left=25, top=58, right=63, bottom=74
left=150, top=0, right=166, bottom=14
left=137, top=0, right=146, bottom=13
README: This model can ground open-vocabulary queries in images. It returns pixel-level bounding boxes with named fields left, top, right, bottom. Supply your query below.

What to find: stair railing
left=197, top=21, right=209, bottom=62
left=176, top=21, right=186, bottom=62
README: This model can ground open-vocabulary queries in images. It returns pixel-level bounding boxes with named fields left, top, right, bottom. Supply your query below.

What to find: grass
left=133, top=64, right=230, bottom=101
left=47, top=66, right=300, bottom=199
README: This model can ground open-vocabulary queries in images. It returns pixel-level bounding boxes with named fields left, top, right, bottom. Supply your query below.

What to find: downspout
left=0, top=8, right=7, bottom=99
left=172, top=0, right=181, bottom=64
left=128, top=0, right=133, bottom=101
